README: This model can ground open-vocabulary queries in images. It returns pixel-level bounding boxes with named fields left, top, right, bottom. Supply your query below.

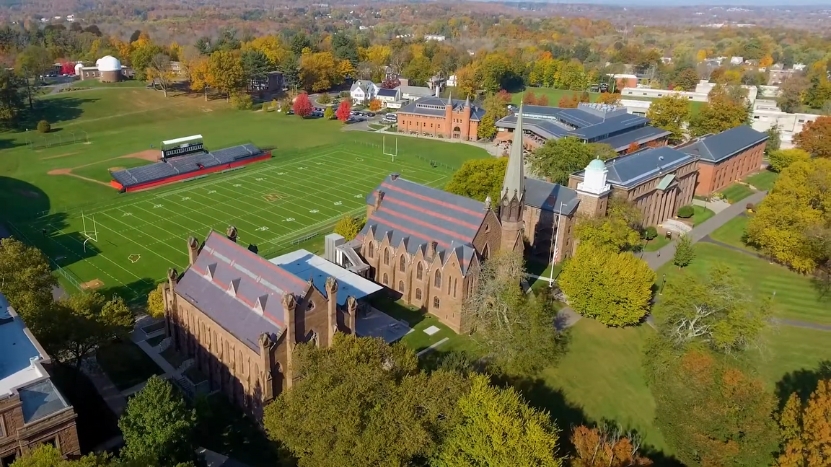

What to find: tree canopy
left=777, top=379, right=831, bottom=467
left=146, top=283, right=166, bottom=318
left=0, top=237, right=56, bottom=328
left=445, top=157, right=508, bottom=203
left=528, top=137, right=615, bottom=185
left=768, top=148, right=811, bottom=173
left=573, top=198, right=642, bottom=253
left=645, top=95, right=689, bottom=143
left=794, top=116, right=831, bottom=159
left=688, top=85, right=750, bottom=137
left=570, top=424, right=652, bottom=467
left=333, top=215, right=364, bottom=240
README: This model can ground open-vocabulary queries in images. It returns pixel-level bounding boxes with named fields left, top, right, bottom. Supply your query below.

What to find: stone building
left=677, top=125, right=768, bottom=196
left=74, top=55, right=124, bottom=82
left=1, top=293, right=79, bottom=466
left=162, top=229, right=360, bottom=420
left=396, top=96, right=484, bottom=141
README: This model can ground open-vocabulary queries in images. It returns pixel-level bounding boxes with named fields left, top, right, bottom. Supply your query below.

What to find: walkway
left=692, top=197, right=730, bottom=214
left=80, top=357, right=128, bottom=417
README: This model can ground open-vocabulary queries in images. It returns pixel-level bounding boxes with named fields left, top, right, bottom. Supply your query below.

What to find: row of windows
left=371, top=245, right=445, bottom=285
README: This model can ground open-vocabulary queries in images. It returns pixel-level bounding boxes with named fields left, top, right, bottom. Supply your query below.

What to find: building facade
left=678, top=125, right=768, bottom=196
left=1, top=294, right=79, bottom=466
left=163, top=229, right=358, bottom=420
left=396, top=96, right=483, bottom=141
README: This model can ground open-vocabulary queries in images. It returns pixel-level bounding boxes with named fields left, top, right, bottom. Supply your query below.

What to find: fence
left=27, top=130, right=90, bottom=150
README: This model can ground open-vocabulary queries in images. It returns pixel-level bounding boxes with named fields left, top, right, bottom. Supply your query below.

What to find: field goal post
left=382, top=136, right=398, bottom=162
left=81, top=211, right=99, bottom=252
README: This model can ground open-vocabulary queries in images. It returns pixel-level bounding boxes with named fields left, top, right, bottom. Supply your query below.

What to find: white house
left=396, top=85, right=433, bottom=101
left=350, top=80, right=379, bottom=105
left=730, top=56, right=744, bottom=65
left=751, top=99, right=820, bottom=149
left=447, top=74, right=457, bottom=87
left=376, top=88, right=401, bottom=108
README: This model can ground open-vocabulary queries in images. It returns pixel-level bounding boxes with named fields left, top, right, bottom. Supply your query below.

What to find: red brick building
left=677, top=125, right=768, bottom=196
left=396, top=96, right=484, bottom=141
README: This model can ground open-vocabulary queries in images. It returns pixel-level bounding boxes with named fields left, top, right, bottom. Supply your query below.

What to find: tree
left=146, top=53, right=175, bottom=97
left=689, top=85, right=750, bottom=137
left=293, top=92, right=313, bottom=117
left=645, top=346, right=779, bottom=467
left=558, top=93, right=579, bottom=108
left=335, top=100, right=351, bottom=123
left=672, top=234, right=695, bottom=268
left=0, top=238, right=56, bottom=329
left=463, top=251, right=563, bottom=376
left=746, top=158, right=831, bottom=272
left=646, top=95, right=690, bottom=143
left=240, top=49, right=272, bottom=90
left=146, top=283, right=165, bottom=318
left=570, top=424, right=652, bottom=467
left=573, top=198, right=642, bottom=253
left=130, top=42, right=163, bottom=82
left=207, top=50, right=245, bottom=101
left=14, top=45, right=51, bottom=109
left=36, top=120, right=50, bottom=133
left=333, top=215, right=363, bottom=240
left=445, top=157, right=508, bottom=203
left=478, top=92, right=511, bottom=140
left=626, top=142, right=640, bottom=154
left=0, top=68, right=26, bottom=127
left=598, top=92, right=620, bottom=105
left=368, top=98, right=381, bottom=112
left=523, top=90, right=539, bottom=105
left=10, top=444, right=113, bottom=467
left=299, top=51, right=340, bottom=92
left=323, top=106, right=334, bottom=120
left=794, top=115, right=831, bottom=158
left=777, top=75, right=809, bottom=113
left=768, top=148, right=811, bottom=173
left=48, top=291, right=133, bottom=368
left=558, top=244, right=655, bottom=326
left=264, top=334, right=470, bottom=467
left=529, top=137, right=614, bottom=185
left=119, top=376, right=196, bottom=466
left=657, top=264, right=772, bottom=353
left=765, top=125, right=781, bottom=156
left=777, top=379, right=831, bottom=467
left=435, top=375, right=562, bottom=467
left=187, top=56, right=211, bottom=101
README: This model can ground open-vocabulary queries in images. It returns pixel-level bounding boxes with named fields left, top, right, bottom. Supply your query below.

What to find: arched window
left=433, top=297, right=440, bottom=309
left=415, top=288, right=422, bottom=300
left=416, top=262, right=424, bottom=280
left=382, top=273, right=388, bottom=285
left=482, top=244, right=490, bottom=260
left=434, top=270, right=442, bottom=288
left=399, top=255, right=406, bottom=272
left=453, top=278, right=457, bottom=298
left=383, top=248, right=390, bottom=265
left=367, top=242, right=375, bottom=258
left=398, top=281, right=404, bottom=292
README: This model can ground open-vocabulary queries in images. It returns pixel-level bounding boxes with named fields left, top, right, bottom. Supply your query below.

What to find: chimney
left=427, top=241, right=437, bottom=261
left=226, top=225, right=238, bottom=243
left=186, top=236, right=199, bottom=265
left=390, top=173, right=400, bottom=181
left=374, top=190, right=385, bottom=213
left=346, top=295, right=358, bottom=334
left=282, top=293, right=297, bottom=389
left=325, top=277, right=338, bottom=346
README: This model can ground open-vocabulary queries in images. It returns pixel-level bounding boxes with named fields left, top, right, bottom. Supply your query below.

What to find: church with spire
left=355, top=104, right=585, bottom=333
left=395, top=94, right=485, bottom=141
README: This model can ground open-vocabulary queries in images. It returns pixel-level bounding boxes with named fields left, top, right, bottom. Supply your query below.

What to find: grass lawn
left=751, top=325, right=831, bottom=391
left=0, top=88, right=488, bottom=303
left=719, top=183, right=755, bottom=204
left=642, top=235, right=670, bottom=252
left=527, top=260, right=563, bottom=290
left=657, top=243, right=831, bottom=325
left=744, top=170, right=779, bottom=192
left=691, top=205, right=715, bottom=226
left=709, top=215, right=753, bottom=251
left=96, top=340, right=164, bottom=391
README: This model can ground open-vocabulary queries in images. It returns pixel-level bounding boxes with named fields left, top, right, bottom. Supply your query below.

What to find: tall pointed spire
left=464, top=95, right=470, bottom=107
left=446, top=92, right=452, bottom=106
left=502, top=104, right=525, bottom=202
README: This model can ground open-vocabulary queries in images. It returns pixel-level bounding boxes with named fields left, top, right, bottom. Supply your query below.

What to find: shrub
left=746, top=203, right=754, bottom=210
left=230, top=93, right=253, bottom=110
left=643, top=226, right=658, bottom=240
left=677, top=205, right=695, bottom=218
left=37, top=120, right=51, bottom=133
left=318, top=93, right=332, bottom=105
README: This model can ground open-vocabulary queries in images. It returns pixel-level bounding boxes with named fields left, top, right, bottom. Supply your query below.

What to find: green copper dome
left=587, top=158, right=606, bottom=171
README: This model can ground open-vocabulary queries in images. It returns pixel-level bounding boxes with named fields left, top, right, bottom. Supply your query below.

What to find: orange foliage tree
left=794, top=115, right=831, bottom=158
left=536, top=94, right=549, bottom=106
left=368, top=98, right=382, bottom=112
left=335, top=100, right=352, bottom=123
left=495, top=89, right=512, bottom=106
left=598, top=92, right=620, bottom=105
left=777, top=378, right=831, bottom=467
left=570, top=425, right=652, bottom=467
left=558, top=94, right=579, bottom=108
left=626, top=142, right=640, bottom=154
left=522, top=90, right=538, bottom=105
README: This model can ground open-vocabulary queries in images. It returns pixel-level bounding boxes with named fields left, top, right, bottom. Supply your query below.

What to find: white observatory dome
left=95, top=55, right=121, bottom=72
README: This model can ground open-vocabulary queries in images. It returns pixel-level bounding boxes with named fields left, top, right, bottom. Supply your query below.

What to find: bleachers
left=110, top=143, right=265, bottom=189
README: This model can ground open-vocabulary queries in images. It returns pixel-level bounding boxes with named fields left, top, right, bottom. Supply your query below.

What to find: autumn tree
left=644, top=346, right=779, bottom=467
left=445, top=157, right=508, bottom=203
left=292, top=92, right=313, bottom=118
left=0, top=238, right=56, bottom=329
left=435, top=375, right=562, bottom=467
left=573, top=198, right=642, bottom=253
left=241, top=35, right=289, bottom=70
left=528, top=137, right=615, bottom=185
left=626, top=142, right=641, bottom=154
left=187, top=56, right=211, bottom=101
left=323, top=106, right=334, bottom=120
left=478, top=92, right=511, bottom=139
left=10, top=444, right=113, bottom=467
left=570, top=424, right=652, bottom=467
left=335, top=100, right=351, bottom=123
left=597, top=92, right=620, bottom=105
left=559, top=244, right=655, bottom=326
left=777, top=75, right=809, bottom=114
left=768, top=148, right=811, bottom=173
left=674, top=67, right=700, bottom=91
left=207, top=50, right=245, bottom=101
left=746, top=158, right=831, bottom=272
left=146, top=53, right=175, bottom=97
left=646, top=95, right=690, bottom=143
left=299, top=51, right=341, bottom=92
left=368, top=98, right=381, bottom=112
left=333, top=215, right=363, bottom=240
left=558, top=93, right=579, bottom=108
left=794, top=115, right=831, bottom=158
left=463, top=251, right=563, bottom=376
left=523, top=90, right=539, bottom=105
left=0, top=69, right=26, bottom=127
left=672, top=234, right=696, bottom=268
left=689, top=85, right=751, bottom=137
left=264, top=334, right=470, bottom=467
left=14, top=45, right=51, bottom=109
left=777, top=379, right=831, bottom=467
left=146, top=283, right=165, bottom=319
left=130, top=39, right=163, bottom=82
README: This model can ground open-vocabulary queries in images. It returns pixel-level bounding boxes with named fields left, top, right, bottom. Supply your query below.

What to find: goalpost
left=81, top=212, right=99, bottom=252
left=382, top=136, right=398, bottom=162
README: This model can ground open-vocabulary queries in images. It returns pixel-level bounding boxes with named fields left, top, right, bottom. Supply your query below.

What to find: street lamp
left=549, top=201, right=566, bottom=287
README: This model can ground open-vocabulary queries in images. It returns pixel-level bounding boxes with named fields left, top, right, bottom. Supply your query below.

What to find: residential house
left=375, top=88, right=401, bottom=108
left=350, top=80, right=379, bottom=105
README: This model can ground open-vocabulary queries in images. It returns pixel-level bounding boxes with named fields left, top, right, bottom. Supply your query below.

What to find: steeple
left=464, top=95, right=470, bottom=107
left=501, top=105, right=525, bottom=204
left=446, top=92, right=452, bottom=107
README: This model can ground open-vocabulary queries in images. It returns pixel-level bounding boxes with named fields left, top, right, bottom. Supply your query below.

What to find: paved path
left=693, top=197, right=730, bottom=213
left=80, top=357, right=128, bottom=417
left=774, top=318, right=831, bottom=332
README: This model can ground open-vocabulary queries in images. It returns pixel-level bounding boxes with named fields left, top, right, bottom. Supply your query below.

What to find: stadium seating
left=111, top=144, right=265, bottom=189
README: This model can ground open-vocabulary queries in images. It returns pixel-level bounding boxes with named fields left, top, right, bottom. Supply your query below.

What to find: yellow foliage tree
left=696, top=49, right=708, bottom=62
left=188, top=56, right=211, bottom=100
left=455, top=64, right=478, bottom=98
left=146, top=283, right=165, bottom=318
left=299, top=51, right=340, bottom=92
left=242, top=35, right=289, bottom=68
left=777, top=379, right=831, bottom=467
left=207, top=50, right=245, bottom=101
left=110, top=37, right=132, bottom=64
left=333, top=216, right=364, bottom=241
left=571, top=425, right=652, bottom=467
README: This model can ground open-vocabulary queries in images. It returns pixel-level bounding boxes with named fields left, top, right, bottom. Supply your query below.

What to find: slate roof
left=573, top=147, right=695, bottom=189
left=19, top=379, right=70, bottom=423
left=175, top=232, right=310, bottom=352
left=377, top=88, right=399, bottom=98
left=524, top=178, right=580, bottom=215
left=350, top=80, right=375, bottom=93
left=598, top=126, right=671, bottom=152
left=360, top=175, right=486, bottom=274
left=679, top=125, right=768, bottom=163
left=397, top=97, right=485, bottom=121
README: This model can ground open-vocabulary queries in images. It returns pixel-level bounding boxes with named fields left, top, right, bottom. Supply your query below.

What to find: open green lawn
left=709, top=215, right=754, bottom=251
left=96, top=340, right=163, bottom=391
left=744, top=170, right=779, bottom=192
left=511, top=88, right=704, bottom=115
left=719, top=183, right=756, bottom=204
left=691, top=205, right=715, bottom=226
left=0, top=88, right=487, bottom=302
left=658, top=243, right=831, bottom=325
left=752, top=325, right=831, bottom=390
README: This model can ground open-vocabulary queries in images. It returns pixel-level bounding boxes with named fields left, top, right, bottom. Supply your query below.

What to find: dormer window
left=227, top=278, right=240, bottom=296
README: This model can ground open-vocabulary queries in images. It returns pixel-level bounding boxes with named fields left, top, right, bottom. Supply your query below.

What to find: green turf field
left=511, top=88, right=705, bottom=115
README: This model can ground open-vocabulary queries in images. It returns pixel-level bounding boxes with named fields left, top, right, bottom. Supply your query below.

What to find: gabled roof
left=350, top=80, right=376, bottom=93
left=679, top=125, right=768, bottom=164
left=397, top=97, right=485, bottom=121
left=377, top=88, right=399, bottom=97
left=175, top=231, right=310, bottom=352
left=360, top=175, right=486, bottom=274
left=573, top=147, right=695, bottom=189
left=524, top=178, right=580, bottom=215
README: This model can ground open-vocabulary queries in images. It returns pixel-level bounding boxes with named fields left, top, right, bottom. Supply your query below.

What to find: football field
left=8, top=142, right=456, bottom=302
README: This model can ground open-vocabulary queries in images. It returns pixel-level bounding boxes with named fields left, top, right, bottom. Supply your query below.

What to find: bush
left=318, top=93, right=332, bottom=105
left=768, top=148, right=810, bottom=173
left=643, top=226, right=658, bottom=240
left=746, top=203, right=754, bottom=210
left=230, top=93, right=253, bottom=110
left=37, top=120, right=51, bottom=133
left=676, top=205, right=695, bottom=218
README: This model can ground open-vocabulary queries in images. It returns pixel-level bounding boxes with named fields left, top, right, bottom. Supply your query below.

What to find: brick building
left=1, top=293, right=79, bottom=466
left=677, top=125, right=768, bottom=196
left=162, top=228, right=362, bottom=420
left=396, top=96, right=484, bottom=141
